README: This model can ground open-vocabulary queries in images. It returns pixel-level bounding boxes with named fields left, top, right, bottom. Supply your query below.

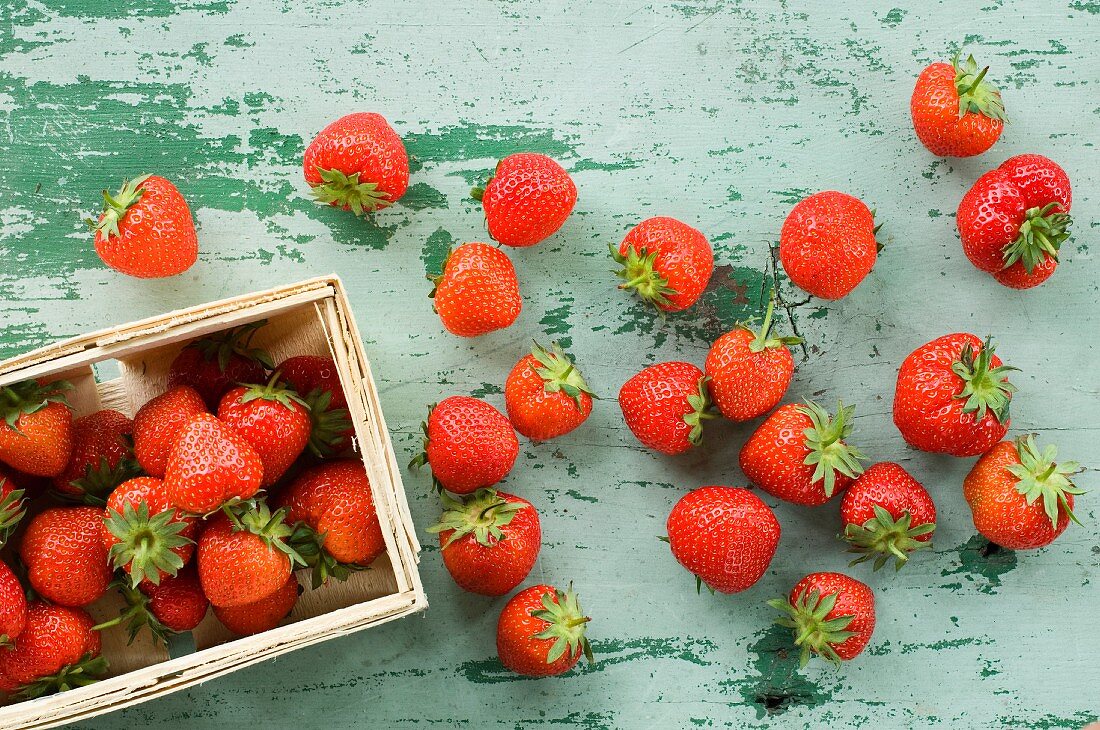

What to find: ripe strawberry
left=93, top=570, right=209, bottom=646
left=611, top=216, right=714, bottom=312
left=304, top=112, right=409, bottom=215
left=102, top=477, right=197, bottom=587
left=0, top=379, right=73, bottom=478
left=410, top=396, right=519, bottom=494
left=911, top=53, right=1006, bottom=158
left=90, top=174, right=198, bottom=278
left=214, top=575, right=300, bottom=636
left=218, top=375, right=311, bottom=487
left=840, top=462, right=936, bottom=571
left=893, top=333, right=1015, bottom=457
left=429, top=243, right=522, bottom=337
left=196, top=501, right=304, bottom=608
left=0, top=560, right=27, bottom=648
left=768, top=572, right=875, bottom=666
left=739, top=401, right=865, bottom=506
left=278, top=355, right=349, bottom=410
left=779, top=191, right=879, bottom=300
left=20, top=506, right=112, bottom=607
left=705, top=299, right=801, bottom=421
left=276, top=356, right=354, bottom=457
left=963, top=436, right=1083, bottom=550
left=133, top=385, right=207, bottom=478
left=0, top=469, right=27, bottom=548
left=497, top=584, right=593, bottom=677
left=0, top=602, right=104, bottom=698
left=163, top=413, right=264, bottom=514
left=505, top=342, right=595, bottom=441
left=664, top=486, right=780, bottom=594
left=957, top=154, right=1072, bottom=289
left=167, top=321, right=274, bottom=409
left=619, top=362, right=714, bottom=455
left=472, top=153, right=577, bottom=247
left=427, top=488, right=541, bottom=596
left=53, top=409, right=140, bottom=502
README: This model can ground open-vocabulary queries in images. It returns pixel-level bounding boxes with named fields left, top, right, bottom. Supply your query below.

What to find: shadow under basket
left=0, top=276, right=426, bottom=729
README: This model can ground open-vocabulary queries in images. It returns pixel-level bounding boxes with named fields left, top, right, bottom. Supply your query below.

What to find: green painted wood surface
left=2, top=0, right=1099, bottom=727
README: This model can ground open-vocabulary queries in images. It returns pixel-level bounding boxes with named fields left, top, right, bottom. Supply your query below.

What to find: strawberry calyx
left=843, top=505, right=935, bottom=571
left=301, top=388, right=353, bottom=458
left=15, top=653, right=108, bottom=699
left=738, top=299, right=802, bottom=354
left=0, top=484, right=26, bottom=549
left=237, top=371, right=309, bottom=411
left=223, top=499, right=307, bottom=568
left=91, top=580, right=174, bottom=647
left=1002, top=202, right=1072, bottom=274
left=529, top=341, right=596, bottom=410
left=104, top=501, right=193, bottom=588
left=531, top=583, right=594, bottom=666
left=310, top=166, right=393, bottom=216
left=610, top=243, right=677, bottom=310
left=683, top=377, right=716, bottom=447
left=426, top=250, right=452, bottom=300
left=952, top=52, right=1007, bottom=122
left=797, top=401, right=866, bottom=498
left=1007, top=435, right=1084, bottom=530
left=58, top=453, right=143, bottom=506
left=287, top=522, right=364, bottom=589
left=0, top=379, right=73, bottom=431
left=767, top=589, right=856, bottom=667
left=408, top=404, right=445, bottom=492
left=951, top=336, right=1017, bottom=424
left=426, top=488, right=525, bottom=548
left=189, top=320, right=275, bottom=374
left=89, top=174, right=152, bottom=240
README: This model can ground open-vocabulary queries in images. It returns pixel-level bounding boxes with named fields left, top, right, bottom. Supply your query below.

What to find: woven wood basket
left=0, top=276, right=426, bottom=729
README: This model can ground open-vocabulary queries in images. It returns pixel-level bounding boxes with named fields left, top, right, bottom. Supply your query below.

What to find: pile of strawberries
left=0, top=325, right=388, bottom=696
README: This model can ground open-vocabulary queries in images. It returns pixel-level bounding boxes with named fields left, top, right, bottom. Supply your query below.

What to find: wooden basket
left=0, top=276, right=426, bottom=729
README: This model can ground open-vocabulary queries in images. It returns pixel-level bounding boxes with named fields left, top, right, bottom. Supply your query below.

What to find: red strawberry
left=505, top=342, right=595, bottom=441
left=217, top=375, right=311, bottom=487
left=133, top=385, right=208, bottom=478
left=957, top=154, right=1072, bottom=289
left=277, top=355, right=354, bottom=456
left=91, top=174, right=197, bottom=278
left=893, top=333, right=1015, bottom=457
left=167, top=321, right=274, bottom=409
left=911, top=53, right=1005, bottom=158
left=612, top=216, right=714, bottom=312
left=472, top=153, right=577, bottom=247
left=213, top=574, right=300, bottom=636
left=410, top=396, right=519, bottom=494
left=497, top=584, right=593, bottom=677
left=102, top=477, right=197, bottom=587
left=963, top=436, right=1083, bottom=550
left=618, top=362, right=714, bottom=455
left=163, top=413, right=264, bottom=514
left=304, top=112, right=409, bottom=215
left=53, top=409, right=140, bottom=502
left=20, top=506, right=112, bottom=607
left=0, top=379, right=73, bottom=478
left=664, top=486, right=780, bottom=594
left=0, top=469, right=27, bottom=548
left=427, top=488, right=540, bottom=596
left=0, top=602, right=104, bottom=697
left=429, top=243, right=522, bottom=337
left=93, top=571, right=209, bottom=645
left=740, top=401, right=865, bottom=506
left=278, top=355, right=349, bottom=411
left=768, top=572, right=875, bottom=666
left=0, top=560, right=26, bottom=648
left=840, top=462, right=936, bottom=571
left=779, top=191, right=879, bottom=300
left=705, top=299, right=801, bottom=421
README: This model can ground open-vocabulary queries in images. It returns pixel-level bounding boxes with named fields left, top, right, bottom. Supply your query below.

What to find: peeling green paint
left=940, top=536, right=1019, bottom=594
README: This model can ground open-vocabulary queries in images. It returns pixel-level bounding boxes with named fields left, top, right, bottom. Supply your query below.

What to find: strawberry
left=429, top=243, right=522, bottom=337
left=102, top=477, right=197, bottom=587
left=427, top=488, right=541, bottom=596
left=20, top=506, right=112, bottom=608
left=893, top=333, right=1015, bottom=457
left=963, top=436, right=1084, bottom=550
left=163, top=413, right=264, bottom=514
left=779, top=191, right=879, bottom=300
left=739, top=401, right=865, bottom=506
left=768, top=572, right=875, bottom=666
left=90, top=174, right=198, bottom=278
left=133, top=385, right=208, bottom=478
left=92, top=570, right=209, bottom=646
left=0, top=602, right=104, bottom=698
left=505, top=342, right=595, bottom=441
left=705, top=299, right=801, bottom=421
left=611, top=216, right=714, bottom=312
left=471, top=153, right=577, bottom=247
left=167, top=321, right=274, bottom=410
left=957, top=154, right=1072, bottom=289
left=410, top=396, right=519, bottom=494
left=0, top=560, right=26, bottom=649
left=277, top=356, right=354, bottom=457
left=213, top=575, right=300, bottom=636
left=497, top=584, right=593, bottom=677
left=53, top=409, right=140, bottom=503
left=618, top=362, right=714, bottom=455
left=840, top=462, right=936, bottom=571
left=664, top=486, right=780, bottom=594
left=911, top=53, right=1006, bottom=158
left=217, top=374, right=311, bottom=487
left=0, top=469, right=27, bottom=549
left=0, top=379, right=73, bottom=478
left=304, top=112, right=409, bottom=215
